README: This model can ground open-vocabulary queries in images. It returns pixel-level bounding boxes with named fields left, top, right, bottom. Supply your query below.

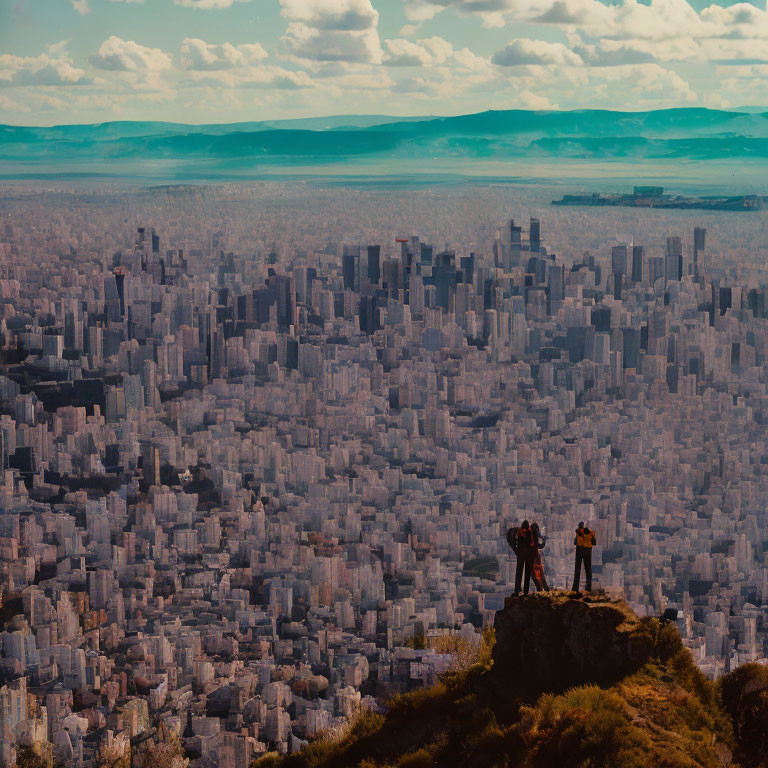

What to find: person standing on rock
left=507, top=520, right=535, bottom=596
left=531, top=522, right=550, bottom=591
left=572, top=521, right=597, bottom=592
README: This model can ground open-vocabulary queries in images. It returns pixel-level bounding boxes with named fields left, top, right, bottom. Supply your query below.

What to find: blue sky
left=1, top=0, right=767, bottom=125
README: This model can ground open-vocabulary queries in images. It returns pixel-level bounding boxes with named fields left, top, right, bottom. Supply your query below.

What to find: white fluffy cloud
left=14, top=0, right=768, bottom=119
left=0, top=50, right=90, bottom=86
left=402, top=0, right=768, bottom=51
left=89, top=36, right=173, bottom=72
left=279, top=0, right=379, bottom=30
left=517, top=89, right=556, bottom=109
left=177, top=37, right=314, bottom=89
left=280, top=0, right=382, bottom=64
left=282, top=25, right=382, bottom=64
left=492, top=39, right=583, bottom=67
left=180, top=38, right=268, bottom=70
left=384, top=36, right=453, bottom=66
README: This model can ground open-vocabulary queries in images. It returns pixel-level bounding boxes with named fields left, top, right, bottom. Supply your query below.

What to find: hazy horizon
left=3, top=106, right=768, bottom=190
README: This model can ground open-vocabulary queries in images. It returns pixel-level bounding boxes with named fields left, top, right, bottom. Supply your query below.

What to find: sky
left=1, top=0, right=767, bottom=125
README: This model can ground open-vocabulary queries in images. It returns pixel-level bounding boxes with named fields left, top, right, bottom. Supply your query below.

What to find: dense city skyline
left=0, top=181, right=768, bottom=765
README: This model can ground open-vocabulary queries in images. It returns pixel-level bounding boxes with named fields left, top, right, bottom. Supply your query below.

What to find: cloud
left=700, top=2, right=768, bottom=39
left=324, top=70, right=395, bottom=91
left=279, top=0, right=378, bottom=31
left=517, top=89, right=556, bottom=109
left=572, top=39, right=656, bottom=67
left=571, top=61, right=697, bottom=105
left=282, top=24, right=382, bottom=64
left=178, top=37, right=313, bottom=89
left=492, top=39, right=583, bottom=67
left=401, top=0, right=514, bottom=28
left=174, top=0, right=251, bottom=8
left=0, top=93, right=31, bottom=113
left=183, top=65, right=313, bottom=89
left=279, top=0, right=382, bottom=64
left=391, top=70, right=459, bottom=98
left=243, top=66, right=313, bottom=88
left=402, top=0, right=768, bottom=49
left=453, top=47, right=492, bottom=73
left=706, top=38, right=768, bottom=65
left=180, top=38, right=268, bottom=70
left=384, top=36, right=453, bottom=67
left=0, top=51, right=90, bottom=86
left=89, top=36, right=173, bottom=72
left=72, top=0, right=90, bottom=13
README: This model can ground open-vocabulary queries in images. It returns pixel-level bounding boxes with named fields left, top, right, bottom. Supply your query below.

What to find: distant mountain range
left=2, top=108, right=768, bottom=180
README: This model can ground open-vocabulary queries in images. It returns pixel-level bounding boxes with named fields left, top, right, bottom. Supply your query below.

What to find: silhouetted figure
left=531, top=522, right=550, bottom=591
left=507, top=520, right=535, bottom=595
left=572, top=521, right=597, bottom=591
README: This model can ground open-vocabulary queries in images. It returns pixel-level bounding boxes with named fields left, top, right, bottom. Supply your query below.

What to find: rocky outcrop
left=492, top=591, right=656, bottom=695
left=258, top=591, right=740, bottom=768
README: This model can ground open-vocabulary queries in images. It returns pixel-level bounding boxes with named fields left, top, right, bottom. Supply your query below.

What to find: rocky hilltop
left=492, top=592, right=657, bottom=693
left=256, top=592, right=768, bottom=768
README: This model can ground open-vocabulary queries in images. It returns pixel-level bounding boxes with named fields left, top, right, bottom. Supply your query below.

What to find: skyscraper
left=530, top=218, right=541, bottom=253
left=611, top=246, right=628, bottom=278
left=367, top=245, right=381, bottom=284
left=343, top=245, right=359, bottom=291
left=693, top=227, right=706, bottom=281
left=665, top=236, right=683, bottom=282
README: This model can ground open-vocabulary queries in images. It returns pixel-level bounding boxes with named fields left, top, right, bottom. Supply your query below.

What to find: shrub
left=397, top=749, right=435, bottom=768
left=719, top=663, right=768, bottom=768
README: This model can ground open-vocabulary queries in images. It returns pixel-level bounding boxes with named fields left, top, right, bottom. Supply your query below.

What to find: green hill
left=255, top=593, right=768, bottom=768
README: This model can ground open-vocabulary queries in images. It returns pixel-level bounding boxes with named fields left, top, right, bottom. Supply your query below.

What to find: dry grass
left=254, top=600, right=741, bottom=768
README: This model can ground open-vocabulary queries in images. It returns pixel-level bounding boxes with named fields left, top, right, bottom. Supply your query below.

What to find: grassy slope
left=255, top=603, right=741, bottom=768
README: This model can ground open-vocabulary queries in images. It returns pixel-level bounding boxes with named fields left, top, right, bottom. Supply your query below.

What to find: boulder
left=492, top=591, right=655, bottom=695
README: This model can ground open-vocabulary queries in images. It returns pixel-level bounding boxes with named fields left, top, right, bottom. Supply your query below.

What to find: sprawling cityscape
left=0, top=181, right=766, bottom=766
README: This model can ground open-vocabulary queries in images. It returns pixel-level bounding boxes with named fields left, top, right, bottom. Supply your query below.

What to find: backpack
left=516, top=527, right=533, bottom=555
left=506, top=527, right=518, bottom=553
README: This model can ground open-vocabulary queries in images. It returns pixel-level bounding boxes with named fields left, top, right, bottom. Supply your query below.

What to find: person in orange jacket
left=572, top=521, right=597, bottom=592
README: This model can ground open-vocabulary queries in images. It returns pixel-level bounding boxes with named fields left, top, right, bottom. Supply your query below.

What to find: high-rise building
left=611, top=246, right=628, bottom=278
left=693, top=227, right=706, bottom=280
left=343, top=245, right=359, bottom=291
left=631, top=246, right=644, bottom=283
left=530, top=218, right=541, bottom=253
left=665, top=236, right=683, bottom=281
left=649, top=256, right=664, bottom=285
left=383, top=258, right=400, bottom=296
left=420, top=243, right=433, bottom=267
left=694, top=227, right=706, bottom=257
left=367, top=245, right=381, bottom=284
left=433, top=252, right=456, bottom=310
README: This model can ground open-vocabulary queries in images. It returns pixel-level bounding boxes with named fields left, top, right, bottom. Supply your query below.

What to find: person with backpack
left=572, top=521, right=597, bottom=592
left=506, top=520, right=535, bottom=596
left=531, top=522, right=550, bottom=592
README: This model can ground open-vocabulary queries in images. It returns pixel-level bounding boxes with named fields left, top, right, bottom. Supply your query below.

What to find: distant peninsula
left=552, top=186, right=768, bottom=211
